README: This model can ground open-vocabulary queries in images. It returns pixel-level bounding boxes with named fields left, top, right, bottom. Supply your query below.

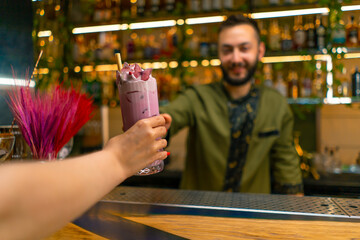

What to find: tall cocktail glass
left=116, top=63, right=164, bottom=175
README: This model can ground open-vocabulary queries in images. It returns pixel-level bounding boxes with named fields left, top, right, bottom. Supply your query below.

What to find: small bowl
left=0, top=133, right=15, bottom=162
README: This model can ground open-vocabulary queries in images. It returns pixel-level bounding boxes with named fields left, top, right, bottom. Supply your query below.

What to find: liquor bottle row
left=71, top=24, right=222, bottom=64
left=262, top=14, right=360, bottom=52
left=69, top=0, right=241, bottom=24
left=263, top=63, right=360, bottom=98
left=80, top=69, right=182, bottom=106
left=70, top=13, right=360, bottom=65
left=72, top=27, right=181, bottom=64
left=79, top=62, right=360, bottom=108
left=255, top=0, right=317, bottom=7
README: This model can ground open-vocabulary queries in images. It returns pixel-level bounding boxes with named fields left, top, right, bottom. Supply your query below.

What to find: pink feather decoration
left=7, top=80, right=94, bottom=160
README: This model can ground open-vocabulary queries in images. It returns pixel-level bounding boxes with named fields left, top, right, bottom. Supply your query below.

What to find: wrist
left=100, top=149, right=128, bottom=185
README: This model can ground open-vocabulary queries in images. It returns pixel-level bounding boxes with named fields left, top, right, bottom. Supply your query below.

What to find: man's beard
left=221, top=59, right=258, bottom=86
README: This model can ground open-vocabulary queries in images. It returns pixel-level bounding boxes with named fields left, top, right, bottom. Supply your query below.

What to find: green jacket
left=160, top=81, right=302, bottom=193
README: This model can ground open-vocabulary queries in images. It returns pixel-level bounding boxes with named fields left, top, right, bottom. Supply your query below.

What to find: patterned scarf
left=223, top=86, right=260, bottom=192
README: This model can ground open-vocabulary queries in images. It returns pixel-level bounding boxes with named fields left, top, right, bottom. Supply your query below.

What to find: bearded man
left=160, top=14, right=303, bottom=194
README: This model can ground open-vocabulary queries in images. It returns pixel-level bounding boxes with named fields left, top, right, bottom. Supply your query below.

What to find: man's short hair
left=218, top=15, right=261, bottom=43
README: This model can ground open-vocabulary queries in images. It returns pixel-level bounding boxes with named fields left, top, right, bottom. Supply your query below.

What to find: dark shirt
left=223, top=86, right=260, bottom=192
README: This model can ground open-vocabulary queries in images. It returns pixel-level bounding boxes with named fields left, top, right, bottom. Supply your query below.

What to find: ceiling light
left=37, top=30, right=52, bottom=37
left=186, top=16, right=226, bottom=25
left=251, top=8, right=329, bottom=19
left=261, top=55, right=311, bottom=63
left=129, top=20, right=176, bottom=30
left=0, top=78, right=36, bottom=87
left=341, top=5, right=360, bottom=11
left=72, top=24, right=128, bottom=34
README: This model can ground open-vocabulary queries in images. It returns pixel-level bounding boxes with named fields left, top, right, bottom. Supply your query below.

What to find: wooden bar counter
left=47, top=186, right=360, bottom=239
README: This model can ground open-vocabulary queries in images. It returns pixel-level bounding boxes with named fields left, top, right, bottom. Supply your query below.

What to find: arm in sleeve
left=159, top=89, right=196, bottom=138
left=270, top=104, right=303, bottom=194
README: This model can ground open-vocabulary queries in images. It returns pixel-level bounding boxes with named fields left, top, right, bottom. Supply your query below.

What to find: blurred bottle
left=315, top=15, right=326, bottom=50
left=301, top=72, right=312, bottom=97
left=103, top=0, right=112, bottom=21
left=209, top=27, right=218, bottom=57
left=268, top=19, right=281, bottom=51
left=258, top=21, right=268, bottom=46
left=165, top=0, right=175, bottom=13
left=126, top=37, right=135, bottom=60
left=100, top=71, right=114, bottom=100
left=151, top=34, right=161, bottom=59
left=313, top=62, right=324, bottom=98
left=136, top=34, right=145, bottom=59
left=137, top=0, right=146, bottom=16
left=187, top=32, right=200, bottom=58
left=305, top=16, right=316, bottom=49
left=111, top=0, right=121, bottom=19
left=281, top=24, right=293, bottom=51
left=293, top=16, right=306, bottom=50
left=93, top=0, right=105, bottom=22
left=288, top=70, right=299, bottom=99
left=190, top=0, right=200, bottom=13
left=331, top=20, right=346, bottom=47
left=346, top=15, right=359, bottom=47
left=329, top=147, right=342, bottom=174
left=223, top=0, right=234, bottom=10
left=268, top=0, right=280, bottom=6
left=212, top=0, right=222, bottom=11
left=356, top=152, right=360, bottom=165
left=143, top=35, right=153, bottom=59
left=167, top=27, right=179, bottom=57
left=151, top=0, right=160, bottom=14
left=159, top=31, right=169, bottom=57
left=274, top=72, right=287, bottom=97
left=352, top=67, right=360, bottom=97
left=263, top=64, right=273, bottom=88
left=130, top=0, right=137, bottom=18
left=283, top=0, right=295, bottom=5
left=199, top=26, right=210, bottom=58
left=202, top=0, right=212, bottom=12
left=337, top=67, right=350, bottom=97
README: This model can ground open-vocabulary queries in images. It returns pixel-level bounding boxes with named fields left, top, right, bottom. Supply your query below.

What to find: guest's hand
left=104, top=115, right=168, bottom=178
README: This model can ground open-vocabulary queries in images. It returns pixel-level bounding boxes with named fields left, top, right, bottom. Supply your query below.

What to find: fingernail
left=167, top=152, right=170, bottom=156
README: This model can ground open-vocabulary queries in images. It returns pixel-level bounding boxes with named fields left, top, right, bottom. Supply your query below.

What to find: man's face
left=218, top=24, right=265, bottom=86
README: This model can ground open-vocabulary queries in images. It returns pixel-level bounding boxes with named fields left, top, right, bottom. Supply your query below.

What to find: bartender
left=161, top=14, right=303, bottom=194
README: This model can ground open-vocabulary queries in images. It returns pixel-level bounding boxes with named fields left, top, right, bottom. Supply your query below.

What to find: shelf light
left=0, top=78, right=36, bottom=87
left=72, top=24, right=128, bottom=34
left=185, top=16, right=226, bottom=25
left=33, top=68, right=49, bottom=75
left=141, top=62, right=152, bottom=69
left=82, top=65, right=94, bottom=72
left=323, top=97, right=352, bottom=104
left=261, top=55, right=311, bottom=63
left=177, top=19, right=185, bottom=25
left=169, top=61, right=178, bottom=68
left=182, top=61, right=190, bottom=67
left=74, top=66, right=81, bottom=73
left=210, top=59, right=221, bottom=66
left=251, top=7, right=329, bottom=19
left=201, top=60, right=210, bottom=67
left=151, top=62, right=164, bottom=69
left=37, top=30, right=52, bottom=37
left=129, top=20, right=176, bottom=30
left=160, top=62, right=168, bottom=69
left=190, top=60, right=198, bottom=67
left=344, top=53, right=360, bottom=59
left=314, top=54, right=330, bottom=61
left=95, top=64, right=118, bottom=72
left=341, top=5, right=360, bottom=11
